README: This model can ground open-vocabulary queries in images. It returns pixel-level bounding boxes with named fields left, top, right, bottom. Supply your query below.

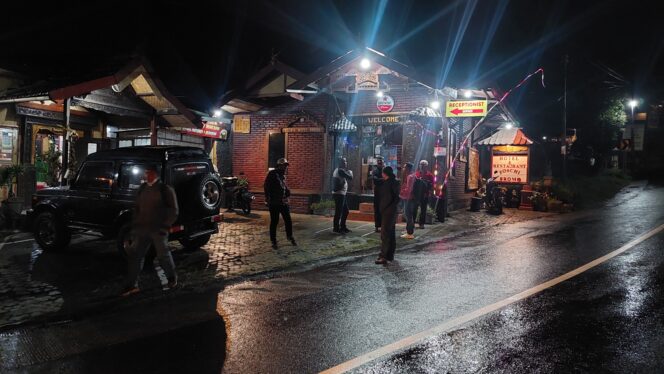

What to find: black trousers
left=269, top=204, right=293, bottom=243
left=412, top=197, right=429, bottom=226
left=373, top=192, right=382, bottom=228
left=333, top=194, right=349, bottom=230
left=380, top=208, right=397, bottom=260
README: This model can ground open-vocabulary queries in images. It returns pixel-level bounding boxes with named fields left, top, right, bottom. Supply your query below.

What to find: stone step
left=359, top=202, right=374, bottom=214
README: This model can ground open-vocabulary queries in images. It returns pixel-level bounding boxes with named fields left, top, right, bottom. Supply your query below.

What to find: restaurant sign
left=491, top=154, right=529, bottom=184
left=376, top=95, right=394, bottom=112
left=179, top=122, right=226, bottom=139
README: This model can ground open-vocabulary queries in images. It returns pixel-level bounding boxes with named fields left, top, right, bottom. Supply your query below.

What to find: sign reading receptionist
left=350, top=115, right=407, bottom=125
left=491, top=154, right=529, bottom=184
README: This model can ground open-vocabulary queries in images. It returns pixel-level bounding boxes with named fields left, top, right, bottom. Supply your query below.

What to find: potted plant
left=529, top=191, right=549, bottom=212
left=1, top=163, right=25, bottom=216
left=311, top=199, right=335, bottom=216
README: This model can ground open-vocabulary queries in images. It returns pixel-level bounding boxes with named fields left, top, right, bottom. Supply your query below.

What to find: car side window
left=119, top=163, right=162, bottom=190
left=74, top=161, right=115, bottom=190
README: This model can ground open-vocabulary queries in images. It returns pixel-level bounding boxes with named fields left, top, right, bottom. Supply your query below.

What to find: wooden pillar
left=150, top=114, right=158, bottom=146
left=61, top=97, right=71, bottom=185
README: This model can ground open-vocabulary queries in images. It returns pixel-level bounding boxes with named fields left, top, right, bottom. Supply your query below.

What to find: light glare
left=360, top=58, right=371, bottom=69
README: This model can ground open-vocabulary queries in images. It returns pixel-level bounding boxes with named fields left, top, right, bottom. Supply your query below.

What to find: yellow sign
left=233, top=115, right=250, bottom=134
left=445, top=100, right=487, bottom=117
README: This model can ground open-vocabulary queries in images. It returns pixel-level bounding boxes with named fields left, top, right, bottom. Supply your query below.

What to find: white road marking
left=353, top=223, right=373, bottom=229
left=2, top=238, right=35, bottom=245
left=320, top=222, right=664, bottom=374
left=361, top=231, right=377, bottom=238
left=316, top=227, right=333, bottom=234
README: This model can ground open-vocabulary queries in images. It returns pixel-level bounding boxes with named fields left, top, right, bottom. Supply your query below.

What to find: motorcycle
left=234, top=182, right=255, bottom=214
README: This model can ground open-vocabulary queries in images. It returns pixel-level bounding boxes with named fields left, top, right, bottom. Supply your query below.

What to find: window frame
left=73, top=161, right=116, bottom=191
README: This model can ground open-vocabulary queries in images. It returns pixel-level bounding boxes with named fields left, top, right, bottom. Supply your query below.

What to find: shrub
left=311, top=199, right=335, bottom=211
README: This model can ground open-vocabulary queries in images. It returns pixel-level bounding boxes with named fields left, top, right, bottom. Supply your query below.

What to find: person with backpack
left=121, top=167, right=179, bottom=297
left=413, top=160, right=434, bottom=229
left=332, top=157, right=353, bottom=234
left=399, top=162, right=417, bottom=239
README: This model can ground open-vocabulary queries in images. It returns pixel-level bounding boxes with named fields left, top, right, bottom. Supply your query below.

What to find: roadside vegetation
left=552, top=169, right=631, bottom=209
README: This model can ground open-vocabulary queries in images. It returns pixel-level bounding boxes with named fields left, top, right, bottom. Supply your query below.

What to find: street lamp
left=505, top=122, right=513, bottom=129
left=464, top=90, right=472, bottom=98
left=360, top=58, right=371, bottom=70
left=213, top=109, right=222, bottom=118
left=376, top=91, right=384, bottom=98
left=430, top=100, right=440, bottom=110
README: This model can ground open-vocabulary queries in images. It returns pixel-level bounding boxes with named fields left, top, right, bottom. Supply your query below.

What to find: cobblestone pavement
left=0, top=208, right=551, bottom=329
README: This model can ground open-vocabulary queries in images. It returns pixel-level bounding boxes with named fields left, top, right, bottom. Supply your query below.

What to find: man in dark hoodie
left=121, top=167, right=179, bottom=296
left=264, top=158, right=297, bottom=249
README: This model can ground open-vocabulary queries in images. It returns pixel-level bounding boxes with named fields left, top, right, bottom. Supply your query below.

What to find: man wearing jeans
left=332, top=157, right=353, bottom=234
left=121, top=168, right=179, bottom=296
left=400, top=162, right=417, bottom=240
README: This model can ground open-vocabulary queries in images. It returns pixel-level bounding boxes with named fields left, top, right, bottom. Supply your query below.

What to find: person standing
left=332, top=157, right=353, bottom=234
left=376, top=166, right=400, bottom=265
left=400, top=162, right=417, bottom=240
left=121, top=168, right=179, bottom=297
left=264, top=158, right=297, bottom=249
left=413, top=160, right=435, bottom=229
left=371, top=156, right=385, bottom=232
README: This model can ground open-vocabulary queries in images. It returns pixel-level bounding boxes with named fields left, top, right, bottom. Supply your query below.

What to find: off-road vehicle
left=29, top=146, right=223, bottom=255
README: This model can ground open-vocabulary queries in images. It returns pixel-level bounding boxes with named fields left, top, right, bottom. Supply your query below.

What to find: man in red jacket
left=413, top=160, right=434, bottom=229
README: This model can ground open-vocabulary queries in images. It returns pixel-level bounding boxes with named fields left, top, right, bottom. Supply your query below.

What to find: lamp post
left=626, top=99, right=638, bottom=171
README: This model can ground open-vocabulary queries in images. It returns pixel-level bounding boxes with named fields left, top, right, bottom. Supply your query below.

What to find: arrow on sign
left=450, top=108, right=484, bottom=115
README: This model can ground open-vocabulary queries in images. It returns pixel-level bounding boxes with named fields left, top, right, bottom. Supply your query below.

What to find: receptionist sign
left=491, top=154, right=529, bottom=184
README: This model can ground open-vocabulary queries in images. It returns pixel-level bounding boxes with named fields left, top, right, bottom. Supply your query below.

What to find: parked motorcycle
left=234, top=182, right=255, bottom=214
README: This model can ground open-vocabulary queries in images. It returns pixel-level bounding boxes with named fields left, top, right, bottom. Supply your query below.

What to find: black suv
left=29, top=146, right=223, bottom=255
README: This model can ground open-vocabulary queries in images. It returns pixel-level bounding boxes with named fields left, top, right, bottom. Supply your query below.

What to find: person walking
left=371, top=156, right=385, bottom=232
left=332, top=157, right=353, bottom=234
left=413, top=160, right=434, bottom=229
left=264, top=158, right=297, bottom=249
left=121, top=167, right=179, bottom=296
left=400, top=162, right=417, bottom=240
left=376, top=166, right=400, bottom=265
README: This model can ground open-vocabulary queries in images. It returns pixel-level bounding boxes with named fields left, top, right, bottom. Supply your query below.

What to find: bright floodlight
left=464, top=90, right=472, bottom=98
left=430, top=100, right=440, bottom=110
left=213, top=109, right=222, bottom=117
left=376, top=91, right=384, bottom=98
left=629, top=99, right=638, bottom=108
left=360, top=58, right=371, bottom=70
left=505, top=122, right=513, bottom=129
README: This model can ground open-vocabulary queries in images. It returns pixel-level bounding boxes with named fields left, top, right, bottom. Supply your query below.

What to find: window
left=119, top=163, right=162, bottom=190
left=75, top=161, right=115, bottom=190
left=171, top=163, right=209, bottom=189
left=267, top=132, right=285, bottom=169
left=87, top=143, right=98, bottom=155
left=0, top=128, right=18, bottom=166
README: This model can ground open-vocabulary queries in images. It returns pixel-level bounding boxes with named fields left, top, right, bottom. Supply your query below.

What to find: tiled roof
left=476, top=128, right=533, bottom=145
left=329, top=115, right=357, bottom=132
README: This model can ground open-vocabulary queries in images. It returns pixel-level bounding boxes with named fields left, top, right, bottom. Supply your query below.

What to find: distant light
left=628, top=99, right=638, bottom=109
left=464, top=90, right=472, bottom=98
left=505, top=122, right=513, bottom=129
left=542, top=136, right=547, bottom=140
left=430, top=100, right=441, bottom=110
left=132, top=167, right=140, bottom=175
left=376, top=91, right=384, bottom=98
left=360, top=58, right=371, bottom=70
left=213, top=110, right=222, bottom=117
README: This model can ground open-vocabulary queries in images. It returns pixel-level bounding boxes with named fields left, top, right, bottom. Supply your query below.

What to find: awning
left=476, top=128, right=534, bottom=146
left=329, top=115, right=357, bottom=132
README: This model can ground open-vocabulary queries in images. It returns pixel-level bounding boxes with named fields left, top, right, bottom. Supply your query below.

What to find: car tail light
left=169, top=225, right=185, bottom=234
left=211, top=214, right=223, bottom=223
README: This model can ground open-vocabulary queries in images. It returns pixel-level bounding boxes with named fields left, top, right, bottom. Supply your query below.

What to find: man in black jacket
left=264, top=158, right=297, bottom=249
left=371, top=156, right=385, bottom=232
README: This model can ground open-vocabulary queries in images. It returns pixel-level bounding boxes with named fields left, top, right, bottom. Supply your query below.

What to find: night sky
left=1, top=0, right=662, bottom=138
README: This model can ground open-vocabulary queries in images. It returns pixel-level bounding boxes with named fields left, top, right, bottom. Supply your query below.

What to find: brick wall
left=286, top=132, right=324, bottom=191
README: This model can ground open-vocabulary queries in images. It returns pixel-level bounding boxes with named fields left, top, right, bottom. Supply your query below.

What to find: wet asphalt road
left=3, top=181, right=664, bottom=373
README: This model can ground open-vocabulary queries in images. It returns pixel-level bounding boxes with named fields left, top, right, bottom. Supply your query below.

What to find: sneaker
left=289, top=237, right=297, bottom=246
left=120, top=286, right=140, bottom=297
left=400, top=233, right=409, bottom=238
left=375, top=227, right=381, bottom=233
left=403, top=234, right=415, bottom=240
left=341, top=228, right=352, bottom=234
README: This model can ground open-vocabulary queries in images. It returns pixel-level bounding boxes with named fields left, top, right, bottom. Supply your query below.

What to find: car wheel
left=184, top=174, right=222, bottom=216
left=178, top=234, right=211, bottom=251
left=33, top=211, right=71, bottom=252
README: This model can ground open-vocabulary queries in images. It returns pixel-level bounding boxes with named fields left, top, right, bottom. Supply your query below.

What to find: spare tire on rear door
left=182, top=173, right=222, bottom=216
